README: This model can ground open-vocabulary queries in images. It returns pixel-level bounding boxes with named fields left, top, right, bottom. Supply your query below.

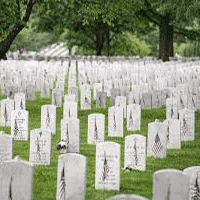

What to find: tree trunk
left=159, top=13, right=173, bottom=61
left=168, top=25, right=173, bottom=57
left=0, top=0, right=35, bottom=60
left=95, top=30, right=105, bottom=56
left=106, top=30, right=110, bottom=57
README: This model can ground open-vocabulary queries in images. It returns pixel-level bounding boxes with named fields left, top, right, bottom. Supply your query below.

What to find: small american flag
left=191, top=175, right=200, bottom=200
left=46, top=108, right=50, bottom=126
left=94, top=118, right=98, bottom=141
left=171, top=107, right=174, bottom=118
left=35, top=136, right=41, bottom=161
left=152, top=133, right=163, bottom=155
left=113, top=112, right=116, bottom=131
left=129, top=111, right=133, bottom=128
left=3, top=104, right=8, bottom=123
left=66, top=124, right=69, bottom=144
left=13, top=119, right=19, bottom=136
left=102, top=152, right=109, bottom=181
left=85, top=95, right=90, bottom=106
left=167, top=124, right=169, bottom=143
left=59, top=168, right=65, bottom=199
left=133, top=139, right=138, bottom=166
left=181, top=117, right=187, bottom=136
left=20, top=99, right=23, bottom=109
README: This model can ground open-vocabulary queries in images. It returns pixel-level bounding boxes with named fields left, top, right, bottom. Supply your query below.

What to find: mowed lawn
left=0, top=72, right=200, bottom=200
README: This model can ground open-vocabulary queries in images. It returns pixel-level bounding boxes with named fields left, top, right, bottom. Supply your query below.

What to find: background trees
left=1, top=0, right=200, bottom=60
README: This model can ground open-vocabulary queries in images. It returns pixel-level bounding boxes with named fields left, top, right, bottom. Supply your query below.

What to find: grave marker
left=29, top=128, right=52, bottom=165
left=88, top=114, right=105, bottom=144
left=41, top=105, right=56, bottom=134
left=11, top=109, right=28, bottom=140
left=14, top=92, right=25, bottom=110
left=108, top=106, right=123, bottom=137
left=147, top=121, right=167, bottom=158
left=0, top=158, right=34, bottom=200
left=109, top=194, right=149, bottom=200
left=127, top=104, right=141, bottom=131
left=56, top=153, right=86, bottom=200
left=153, top=169, right=190, bottom=200
left=183, top=166, right=200, bottom=200
left=179, top=108, right=195, bottom=141
left=0, top=133, right=13, bottom=164
left=61, top=118, right=80, bottom=153
left=124, top=134, right=146, bottom=171
left=95, top=141, right=120, bottom=191
left=0, top=98, right=14, bottom=126
left=163, top=119, right=181, bottom=149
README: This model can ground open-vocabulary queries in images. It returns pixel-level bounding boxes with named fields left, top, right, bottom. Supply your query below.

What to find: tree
left=136, top=0, right=200, bottom=61
left=35, top=0, right=145, bottom=56
left=0, top=0, right=45, bottom=60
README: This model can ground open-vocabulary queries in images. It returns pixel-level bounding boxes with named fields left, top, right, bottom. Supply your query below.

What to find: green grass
left=0, top=76, right=200, bottom=200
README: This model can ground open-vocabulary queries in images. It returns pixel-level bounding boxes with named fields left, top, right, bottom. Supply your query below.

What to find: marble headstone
left=95, top=141, right=120, bottom=191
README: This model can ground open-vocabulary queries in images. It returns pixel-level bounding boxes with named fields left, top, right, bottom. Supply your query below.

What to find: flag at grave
left=181, top=114, right=187, bottom=137
left=94, top=117, right=98, bottom=141
left=46, top=107, right=51, bottom=127
left=191, top=175, right=200, bottom=200
left=133, top=139, right=138, bottom=166
left=152, top=133, right=163, bottom=155
left=3, top=104, right=8, bottom=124
left=85, top=95, right=90, bottom=106
left=59, top=168, right=65, bottom=199
left=36, top=135, right=41, bottom=161
left=102, top=151, right=109, bottom=181
left=20, top=99, right=23, bottom=109
left=13, top=118, right=19, bottom=136
left=129, top=111, right=133, bottom=129
left=113, top=112, right=116, bottom=131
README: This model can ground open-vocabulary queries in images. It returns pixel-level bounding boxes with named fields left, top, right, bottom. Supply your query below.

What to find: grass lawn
left=0, top=71, right=200, bottom=200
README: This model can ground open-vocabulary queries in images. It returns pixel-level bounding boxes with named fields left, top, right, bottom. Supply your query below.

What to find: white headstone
left=147, top=121, right=167, bottom=158
left=14, top=93, right=26, bottom=110
left=163, top=119, right=181, bottom=149
left=63, top=101, right=78, bottom=120
left=0, top=98, right=15, bottom=126
left=95, top=141, right=120, bottom=191
left=179, top=108, right=195, bottom=141
left=29, top=128, right=52, bottom=165
left=153, top=169, right=189, bottom=200
left=108, top=106, right=123, bottom=137
left=41, top=105, right=56, bottom=134
left=115, top=96, right=126, bottom=118
left=87, top=114, right=105, bottom=144
left=61, top=118, right=80, bottom=153
left=11, top=109, right=28, bottom=140
left=52, top=89, right=62, bottom=107
left=108, top=194, right=149, bottom=200
left=0, top=133, right=13, bottom=164
left=124, top=134, right=146, bottom=171
left=127, top=104, right=141, bottom=131
left=183, top=166, right=200, bottom=200
left=81, top=89, right=91, bottom=110
left=0, top=158, right=34, bottom=200
left=56, top=153, right=86, bottom=200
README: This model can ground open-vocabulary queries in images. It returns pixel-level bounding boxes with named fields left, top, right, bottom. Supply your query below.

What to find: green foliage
left=113, top=32, right=151, bottom=57
left=10, top=15, right=60, bottom=52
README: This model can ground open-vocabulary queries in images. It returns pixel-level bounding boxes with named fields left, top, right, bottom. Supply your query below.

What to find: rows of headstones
left=0, top=58, right=200, bottom=199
